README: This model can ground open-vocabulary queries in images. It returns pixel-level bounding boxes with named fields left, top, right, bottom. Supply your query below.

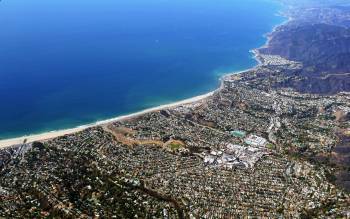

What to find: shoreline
left=0, top=6, right=290, bottom=149
left=0, top=68, right=251, bottom=149
left=0, top=61, right=270, bottom=149
left=0, top=89, right=220, bottom=148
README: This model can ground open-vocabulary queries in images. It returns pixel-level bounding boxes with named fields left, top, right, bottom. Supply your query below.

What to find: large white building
left=204, top=144, right=268, bottom=169
left=244, top=135, right=267, bottom=147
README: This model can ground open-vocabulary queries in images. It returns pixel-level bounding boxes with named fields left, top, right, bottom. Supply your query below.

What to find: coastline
left=0, top=7, right=289, bottom=149
left=0, top=90, right=218, bottom=148
left=0, top=69, right=254, bottom=149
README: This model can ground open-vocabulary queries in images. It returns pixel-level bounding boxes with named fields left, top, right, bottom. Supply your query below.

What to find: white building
left=204, top=155, right=216, bottom=165
left=245, top=135, right=267, bottom=147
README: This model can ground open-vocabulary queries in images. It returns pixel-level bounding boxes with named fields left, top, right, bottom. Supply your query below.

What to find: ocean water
left=0, top=0, right=284, bottom=139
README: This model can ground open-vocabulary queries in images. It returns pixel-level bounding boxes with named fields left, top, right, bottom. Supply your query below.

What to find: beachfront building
left=244, top=135, right=267, bottom=147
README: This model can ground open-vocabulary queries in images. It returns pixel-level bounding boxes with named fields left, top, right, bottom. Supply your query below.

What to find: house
left=204, top=155, right=216, bottom=165
left=210, top=150, right=223, bottom=156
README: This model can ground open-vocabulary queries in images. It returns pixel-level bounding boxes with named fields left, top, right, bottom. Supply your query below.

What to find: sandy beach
left=0, top=91, right=216, bottom=149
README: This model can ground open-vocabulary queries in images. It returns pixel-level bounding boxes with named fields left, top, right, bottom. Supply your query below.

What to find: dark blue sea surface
left=0, top=0, right=284, bottom=139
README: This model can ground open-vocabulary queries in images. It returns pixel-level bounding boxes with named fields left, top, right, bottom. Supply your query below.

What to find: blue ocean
left=0, top=0, right=284, bottom=139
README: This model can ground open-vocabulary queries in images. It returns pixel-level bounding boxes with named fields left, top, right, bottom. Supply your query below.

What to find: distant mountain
left=286, top=6, right=350, bottom=28
left=259, top=3, right=350, bottom=94
left=260, top=23, right=350, bottom=75
left=279, top=0, right=350, bottom=7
